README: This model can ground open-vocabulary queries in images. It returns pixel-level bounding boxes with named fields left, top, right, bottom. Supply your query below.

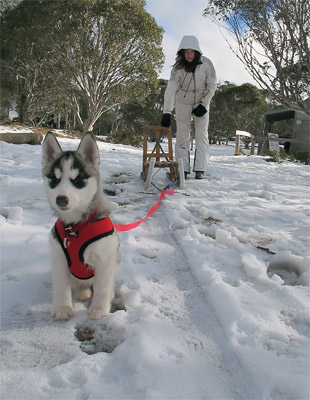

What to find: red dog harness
left=54, top=210, right=114, bottom=280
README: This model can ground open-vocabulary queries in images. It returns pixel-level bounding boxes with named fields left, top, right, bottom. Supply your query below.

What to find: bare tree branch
left=204, top=0, right=310, bottom=115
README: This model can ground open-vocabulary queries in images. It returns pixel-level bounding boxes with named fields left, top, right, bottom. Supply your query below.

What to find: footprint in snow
left=75, top=322, right=125, bottom=355
left=267, top=261, right=303, bottom=286
left=75, top=292, right=126, bottom=355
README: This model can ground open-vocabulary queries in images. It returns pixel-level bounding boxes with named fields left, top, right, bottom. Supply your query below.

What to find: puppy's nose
left=56, top=195, right=69, bottom=208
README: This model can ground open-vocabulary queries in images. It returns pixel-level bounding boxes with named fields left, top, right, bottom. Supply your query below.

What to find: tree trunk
left=18, top=93, right=27, bottom=123
left=81, top=120, right=94, bottom=133
left=72, top=96, right=84, bottom=130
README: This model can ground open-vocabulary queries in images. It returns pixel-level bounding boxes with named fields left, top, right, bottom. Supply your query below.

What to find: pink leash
left=113, top=188, right=174, bottom=232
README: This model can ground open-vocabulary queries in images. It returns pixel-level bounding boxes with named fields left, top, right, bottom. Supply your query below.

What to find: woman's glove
left=192, top=104, right=207, bottom=117
left=161, top=113, right=171, bottom=128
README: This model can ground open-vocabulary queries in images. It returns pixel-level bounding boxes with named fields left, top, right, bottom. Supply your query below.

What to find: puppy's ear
left=42, top=132, right=62, bottom=166
left=77, top=132, right=100, bottom=166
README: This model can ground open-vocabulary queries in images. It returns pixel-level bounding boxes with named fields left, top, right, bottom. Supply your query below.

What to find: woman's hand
left=161, top=113, right=171, bottom=128
left=192, top=104, right=207, bottom=117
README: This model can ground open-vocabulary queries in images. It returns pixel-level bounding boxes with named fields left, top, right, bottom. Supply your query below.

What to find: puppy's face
left=42, top=132, right=100, bottom=218
left=43, top=152, right=98, bottom=215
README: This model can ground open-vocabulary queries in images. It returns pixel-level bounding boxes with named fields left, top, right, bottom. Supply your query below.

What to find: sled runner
left=142, top=125, right=185, bottom=190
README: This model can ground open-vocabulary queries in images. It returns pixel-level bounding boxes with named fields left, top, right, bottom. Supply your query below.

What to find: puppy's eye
left=71, top=174, right=87, bottom=188
left=48, top=174, right=60, bottom=188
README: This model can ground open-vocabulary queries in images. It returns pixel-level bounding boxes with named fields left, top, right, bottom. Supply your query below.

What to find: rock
left=0, top=131, right=43, bottom=145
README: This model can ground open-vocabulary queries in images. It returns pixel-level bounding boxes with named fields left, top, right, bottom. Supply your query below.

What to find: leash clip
left=63, top=226, right=78, bottom=248
left=64, top=226, right=79, bottom=237
left=69, top=231, right=78, bottom=237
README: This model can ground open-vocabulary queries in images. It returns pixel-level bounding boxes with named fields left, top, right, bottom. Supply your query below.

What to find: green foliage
left=209, top=82, right=269, bottom=144
left=264, top=149, right=310, bottom=165
left=0, top=0, right=164, bottom=131
left=295, top=152, right=310, bottom=165
left=106, top=129, right=142, bottom=147
left=49, top=0, right=164, bottom=131
left=0, top=0, right=60, bottom=123
left=93, top=79, right=169, bottom=139
left=264, top=149, right=287, bottom=163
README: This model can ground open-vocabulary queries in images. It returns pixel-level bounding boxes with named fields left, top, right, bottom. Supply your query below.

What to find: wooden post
left=235, top=130, right=253, bottom=155
left=234, top=134, right=240, bottom=155
left=250, top=137, right=256, bottom=155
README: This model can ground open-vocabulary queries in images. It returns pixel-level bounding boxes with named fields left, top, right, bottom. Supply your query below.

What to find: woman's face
left=184, top=49, right=195, bottom=62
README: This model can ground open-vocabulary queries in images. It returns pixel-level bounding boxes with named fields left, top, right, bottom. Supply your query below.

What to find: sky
left=145, top=0, right=257, bottom=85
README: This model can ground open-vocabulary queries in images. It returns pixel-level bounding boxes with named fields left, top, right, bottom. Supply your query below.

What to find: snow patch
left=1, top=132, right=309, bottom=400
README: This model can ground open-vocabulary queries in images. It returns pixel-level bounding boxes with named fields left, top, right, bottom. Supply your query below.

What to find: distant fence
left=234, top=130, right=310, bottom=155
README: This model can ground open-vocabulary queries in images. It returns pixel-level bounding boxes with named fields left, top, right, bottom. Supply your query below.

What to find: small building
left=263, top=102, right=310, bottom=155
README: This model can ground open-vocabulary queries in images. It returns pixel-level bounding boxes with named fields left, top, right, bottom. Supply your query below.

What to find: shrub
left=264, top=149, right=286, bottom=163
left=106, top=129, right=142, bottom=147
left=295, top=152, right=310, bottom=165
left=264, top=149, right=310, bottom=165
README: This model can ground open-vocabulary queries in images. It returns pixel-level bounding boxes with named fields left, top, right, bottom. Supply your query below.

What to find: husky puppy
left=42, top=132, right=120, bottom=320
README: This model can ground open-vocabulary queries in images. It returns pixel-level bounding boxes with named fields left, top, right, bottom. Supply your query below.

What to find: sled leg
left=178, top=158, right=185, bottom=189
left=145, top=158, right=155, bottom=190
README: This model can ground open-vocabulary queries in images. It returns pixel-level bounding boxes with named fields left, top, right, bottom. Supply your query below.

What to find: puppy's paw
left=52, top=305, right=74, bottom=320
left=88, top=305, right=109, bottom=320
left=75, top=287, right=92, bottom=302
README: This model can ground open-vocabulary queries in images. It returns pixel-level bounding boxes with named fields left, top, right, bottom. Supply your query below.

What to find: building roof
left=264, top=98, right=309, bottom=123
left=264, top=108, right=295, bottom=123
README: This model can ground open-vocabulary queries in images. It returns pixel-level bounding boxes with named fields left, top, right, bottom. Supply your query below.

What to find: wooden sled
left=142, top=125, right=185, bottom=190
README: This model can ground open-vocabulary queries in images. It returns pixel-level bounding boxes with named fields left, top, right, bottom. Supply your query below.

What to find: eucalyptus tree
left=50, top=0, right=164, bottom=132
left=0, top=1, right=58, bottom=123
left=1, top=0, right=164, bottom=130
left=204, top=0, right=310, bottom=116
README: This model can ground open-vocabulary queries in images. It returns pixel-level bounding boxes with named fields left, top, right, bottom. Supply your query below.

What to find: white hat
left=177, top=35, right=202, bottom=54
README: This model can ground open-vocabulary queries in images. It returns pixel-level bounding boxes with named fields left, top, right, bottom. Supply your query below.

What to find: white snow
left=0, top=131, right=309, bottom=400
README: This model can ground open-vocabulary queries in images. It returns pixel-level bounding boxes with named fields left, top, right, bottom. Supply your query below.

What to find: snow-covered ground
left=0, top=128, right=309, bottom=400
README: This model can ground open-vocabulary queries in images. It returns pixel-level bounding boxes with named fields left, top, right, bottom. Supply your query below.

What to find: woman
left=161, top=35, right=217, bottom=179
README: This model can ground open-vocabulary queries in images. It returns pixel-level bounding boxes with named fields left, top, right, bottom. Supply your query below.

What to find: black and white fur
left=42, top=132, right=120, bottom=320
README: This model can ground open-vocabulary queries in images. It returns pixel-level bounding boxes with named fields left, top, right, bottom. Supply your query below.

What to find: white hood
left=177, top=35, right=202, bottom=54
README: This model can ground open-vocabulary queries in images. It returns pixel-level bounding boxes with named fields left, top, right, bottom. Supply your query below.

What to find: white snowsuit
left=163, top=36, right=217, bottom=173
